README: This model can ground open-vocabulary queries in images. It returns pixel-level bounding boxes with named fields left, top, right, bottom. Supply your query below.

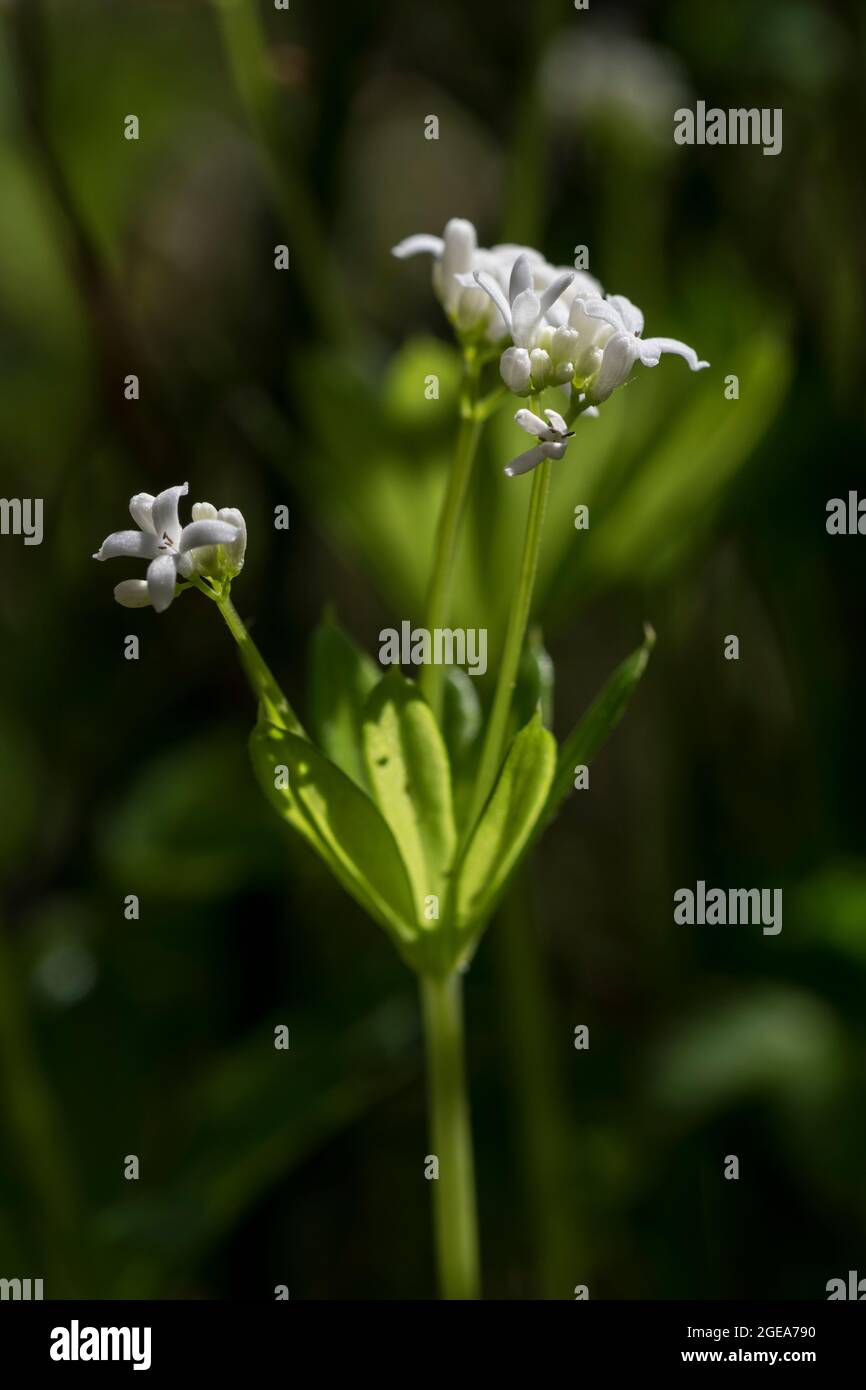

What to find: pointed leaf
left=249, top=716, right=418, bottom=951
left=308, top=614, right=381, bottom=789
left=363, top=671, right=456, bottom=919
left=515, top=625, right=555, bottom=729
left=455, top=712, right=556, bottom=939
left=544, top=624, right=655, bottom=824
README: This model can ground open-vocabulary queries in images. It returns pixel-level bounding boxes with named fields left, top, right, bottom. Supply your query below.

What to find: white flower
left=504, top=407, right=582, bottom=478
left=579, top=294, right=709, bottom=402
left=458, top=252, right=578, bottom=390
left=189, top=501, right=247, bottom=579
left=392, top=219, right=549, bottom=342
left=93, top=482, right=242, bottom=613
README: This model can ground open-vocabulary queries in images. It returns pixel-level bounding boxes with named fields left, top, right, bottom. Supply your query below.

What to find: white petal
left=590, top=332, right=640, bottom=402
left=606, top=294, right=644, bottom=335
left=129, top=493, right=156, bottom=533
left=178, top=519, right=239, bottom=553
left=509, top=253, right=533, bottom=304
left=441, top=218, right=476, bottom=278
left=500, top=346, right=532, bottom=395
left=514, top=408, right=549, bottom=438
left=93, top=529, right=158, bottom=561
left=581, top=297, right=627, bottom=333
left=504, top=443, right=550, bottom=478
left=511, top=289, right=542, bottom=347
left=191, top=501, right=218, bottom=522
left=113, top=579, right=151, bottom=609
left=146, top=553, right=180, bottom=613
left=537, top=271, right=575, bottom=319
left=544, top=408, right=569, bottom=435
left=151, top=483, right=188, bottom=544
left=642, top=336, right=709, bottom=371
left=218, top=506, right=247, bottom=571
left=391, top=233, right=444, bottom=259
left=472, top=271, right=513, bottom=334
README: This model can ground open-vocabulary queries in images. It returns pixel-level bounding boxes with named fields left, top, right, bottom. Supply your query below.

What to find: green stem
left=420, top=971, right=480, bottom=1299
left=467, top=449, right=552, bottom=832
left=214, top=591, right=304, bottom=734
left=210, top=0, right=355, bottom=347
left=419, top=355, right=484, bottom=722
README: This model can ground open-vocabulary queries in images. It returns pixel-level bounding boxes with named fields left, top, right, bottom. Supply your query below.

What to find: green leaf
left=455, top=712, right=556, bottom=941
left=441, top=668, right=483, bottom=837
left=515, top=625, right=555, bottom=729
left=249, top=717, right=418, bottom=951
left=442, top=666, right=482, bottom=765
left=362, top=671, right=456, bottom=919
left=544, top=624, right=655, bottom=823
left=308, top=613, right=381, bottom=790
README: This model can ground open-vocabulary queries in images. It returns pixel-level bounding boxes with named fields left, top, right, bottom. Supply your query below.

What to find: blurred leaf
left=794, top=863, right=866, bottom=963
left=249, top=717, right=418, bottom=953
left=99, top=732, right=274, bottom=898
left=515, top=625, right=555, bottom=730
left=381, top=335, right=461, bottom=427
left=308, top=613, right=381, bottom=790
left=456, top=712, right=556, bottom=943
left=649, top=988, right=844, bottom=1115
left=544, top=624, right=655, bottom=824
left=362, top=671, right=456, bottom=919
left=441, top=665, right=482, bottom=830
left=557, top=326, right=792, bottom=598
left=97, top=989, right=420, bottom=1291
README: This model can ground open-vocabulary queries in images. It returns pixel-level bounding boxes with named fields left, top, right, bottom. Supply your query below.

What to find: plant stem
left=419, top=354, right=484, bottom=722
left=420, top=971, right=480, bottom=1300
left=215, top=591, right=304, bottom=733
left=466, top=451, right=552, bottom=833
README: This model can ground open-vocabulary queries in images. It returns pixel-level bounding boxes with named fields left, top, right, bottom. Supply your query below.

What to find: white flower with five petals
left=93, top=482, right=242, bottom=612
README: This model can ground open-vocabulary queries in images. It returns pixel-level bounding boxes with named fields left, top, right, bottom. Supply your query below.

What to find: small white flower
left=392, top=219, right=549, bottom=342
left=458, top=251, right=576, bottom=374
left=505, top=407, right=579, bottom=478
left=580, top=294, right=709, bottom=402
left=189, top=501, right=247, bottom=579
left=93, top=482, right=242, bottom=613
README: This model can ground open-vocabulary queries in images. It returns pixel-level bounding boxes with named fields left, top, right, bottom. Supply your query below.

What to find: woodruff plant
left=94, top=217, right=707, bottom=1300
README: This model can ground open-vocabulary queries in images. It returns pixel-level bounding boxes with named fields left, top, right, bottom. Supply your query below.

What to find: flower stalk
left=466, top=418, right=553, bottom=834
left=419, top=351, right=484, bottom=722
left=420, top=971, right=480, bottom=1300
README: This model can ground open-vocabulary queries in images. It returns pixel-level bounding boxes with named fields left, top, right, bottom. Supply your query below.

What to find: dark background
left=0, top=0, right=864, bottom=1299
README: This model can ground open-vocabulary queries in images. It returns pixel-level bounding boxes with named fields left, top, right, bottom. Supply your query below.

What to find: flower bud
left=500, top=346, right=532, bottom=395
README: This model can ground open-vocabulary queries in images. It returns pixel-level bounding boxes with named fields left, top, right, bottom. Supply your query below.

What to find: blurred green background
left=1, top=0, right=865, bottom=1299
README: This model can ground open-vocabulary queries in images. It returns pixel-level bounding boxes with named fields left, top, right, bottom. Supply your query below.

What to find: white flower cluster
left=392, top=217, right=708, bottom=410
left=93, top=483, right=246, bottom=612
